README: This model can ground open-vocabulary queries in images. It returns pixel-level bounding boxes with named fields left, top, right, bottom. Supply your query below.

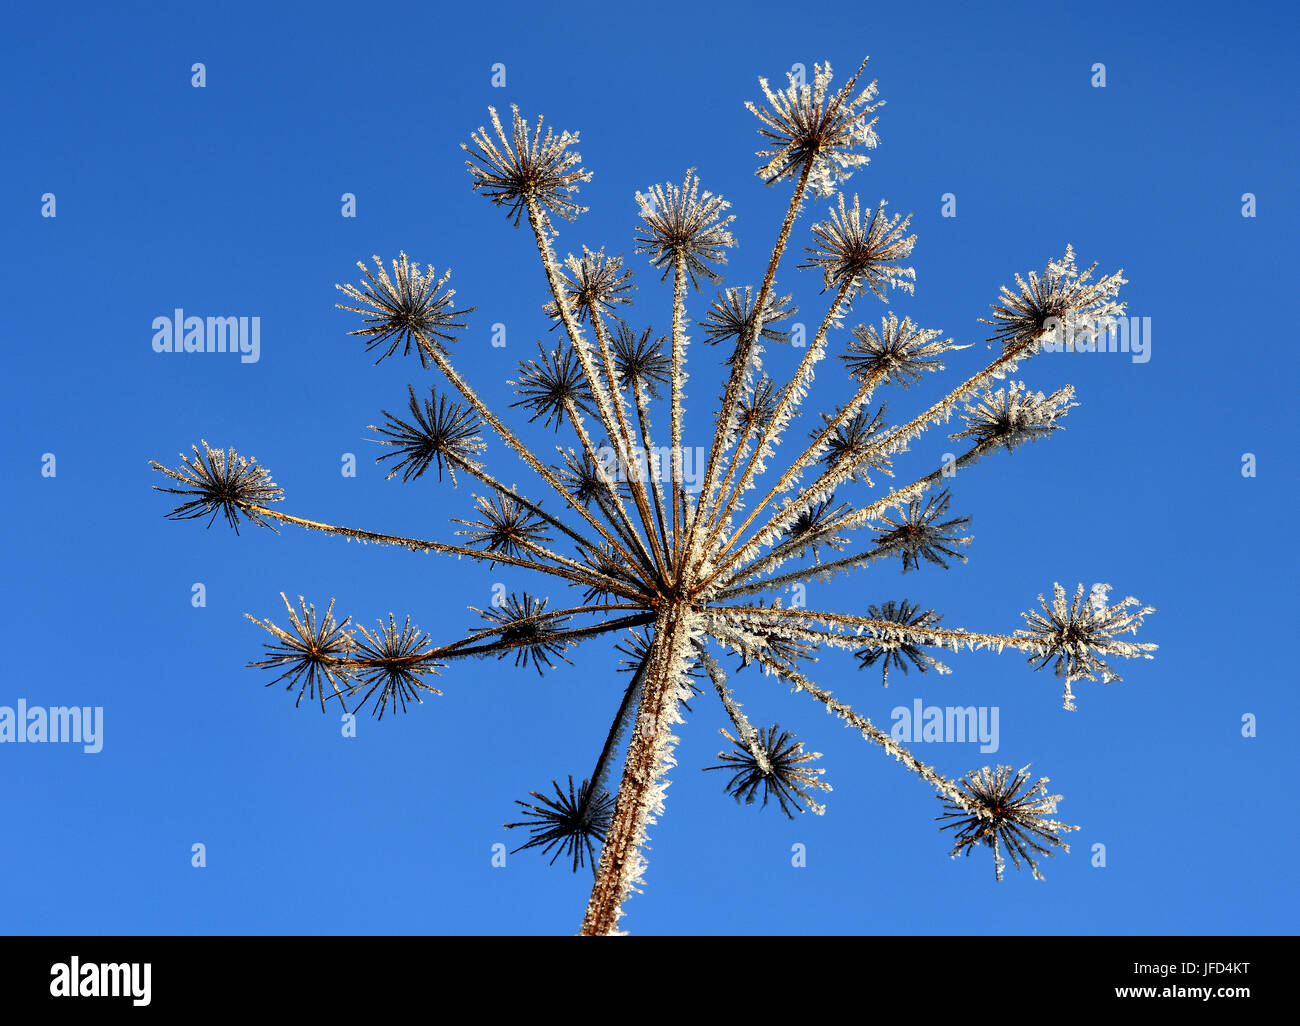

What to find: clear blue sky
left=2, top=0, right=1295, bottom=935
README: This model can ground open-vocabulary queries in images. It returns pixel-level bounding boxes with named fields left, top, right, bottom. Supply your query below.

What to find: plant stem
left=686, top=159, right=815, bottom=563
left=580, top=602, right=696, bottom=935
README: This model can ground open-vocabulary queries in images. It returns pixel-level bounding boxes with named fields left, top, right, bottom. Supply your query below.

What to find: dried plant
left=853, top=599, right=949, bottom=687
left=504, top=776, right=616, bottom=873
left=705, top=724, right=831, bottom=818
left=149, top=57, right=1155, bottom=935
left=938, top=764, right=1078, bottom=881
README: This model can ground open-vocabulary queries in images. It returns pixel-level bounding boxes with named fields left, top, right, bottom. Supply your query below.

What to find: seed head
left=463, top=105, right=590, bottom=233
left=800, top=195, right=915, bottom=306
left=814, top=404, right=893, bottom=485
left=853, top=600, right=947, bottom=686
left=843, top=313, right=960, bottom=386
left=453, top=493, right=553, bottom=563
left=951, top=381, right=1076, bottom=454
left=542, top=246, right=635, bottom=326
left=980, top=245, right=1126, bottom=352
left=705, top=724, right=830, bottom=818
left=245, top=594, right=355, bottom=711
left=801, top=194, right=916, bottom=304
left=369, top=385, right=486, bottom=485
left=504, top=776, right=615, bottom=873
left=747, top=57, right=883, bottom=197
left=634, top=170, right=736, bottom=289
left=349, top=614, right=444, bottom=719
left=938, top=765, right=1078, bottom=881
left=335, top=253, right=474, bottom=368
left=699, top=286, right=799, bottom=359
left=610, top=323, right=670, bottom=397
left=149, top=441, right=283, bottom=534
left=1016, top=583, right=1156, bottom=710
left=476, top=593, right=575, bottom=675
left=509, top=340, right=597, bottom=431
left=872, top=489, right=971, bottom=572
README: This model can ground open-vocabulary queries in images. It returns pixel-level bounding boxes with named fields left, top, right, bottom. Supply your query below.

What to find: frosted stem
left=580, top=603, right=698, bottom=935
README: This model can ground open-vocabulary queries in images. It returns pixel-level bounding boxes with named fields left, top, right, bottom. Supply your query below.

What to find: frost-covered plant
left=150, top=58, right=1155, bottom=935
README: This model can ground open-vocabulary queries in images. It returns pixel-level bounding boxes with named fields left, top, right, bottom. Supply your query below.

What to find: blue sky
left=1, top=0, right=1296, bottom=935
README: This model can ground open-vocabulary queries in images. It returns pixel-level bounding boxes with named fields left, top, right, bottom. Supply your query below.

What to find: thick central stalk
left=580, top=601, right=697, bottom=935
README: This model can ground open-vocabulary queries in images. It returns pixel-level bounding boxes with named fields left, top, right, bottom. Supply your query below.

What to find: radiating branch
left=246, top=505, right=643, bottom=599
left=690, top=158, right=816, bottom=580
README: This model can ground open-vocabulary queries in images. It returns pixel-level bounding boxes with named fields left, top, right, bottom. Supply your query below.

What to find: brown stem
left=411, top=329, right=644, bottom=572
left=580, top=602, right=697, bottom=935
left=249, top=506, right=640, bottom=598
left=590, top=309, right=670, bottom=581
left=632, top=383, right=672, bottom=559
left=691, top=278, right=853, bottom=578
left=523, top=197, right=659, bottom=578
left=563, top=398, right=658, bottom=580
left=668, top=251, right=688, bottom=575
left=700, top=337, right=1040, bottom=591
left=686, top=158, right=815, bottom=561
left=438, top=613, right=654, bottom=662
